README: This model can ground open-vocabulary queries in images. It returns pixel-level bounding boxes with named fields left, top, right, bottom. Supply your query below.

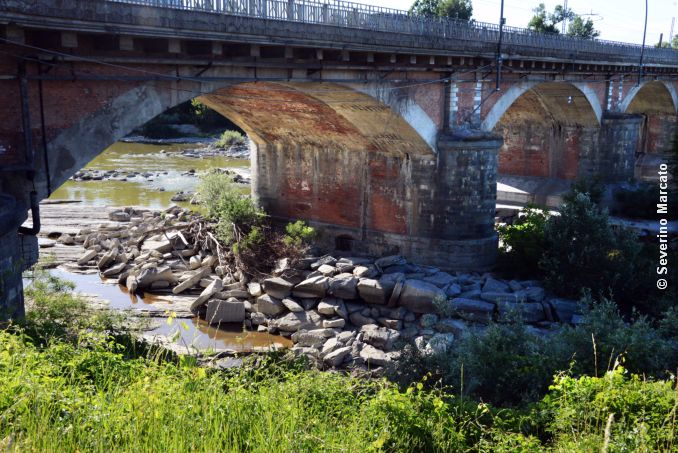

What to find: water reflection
left=49, top=141, right=250, bottom=209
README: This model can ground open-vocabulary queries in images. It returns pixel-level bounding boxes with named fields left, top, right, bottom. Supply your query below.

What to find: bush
left=215, top=130, right=246, bottom=148
left=283, top=220, right=316, bottom=247
left=563, top=177, right=606, bottom=205
left=197, top=171, right=263, bottom=243
left=540, top=193, right=641, bottom=301
left=497, top=206, right=549, bottom=277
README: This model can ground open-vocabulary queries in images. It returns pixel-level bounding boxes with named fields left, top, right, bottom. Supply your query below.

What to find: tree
left=438, top=0, right=473, bottom=20
left=409, top=0, right=473, bottom=20
left=409, top=0, right=440, bottom=17
left=566, top=16, right=600, bottom=39
left=528, top=3, right=574, bottom=34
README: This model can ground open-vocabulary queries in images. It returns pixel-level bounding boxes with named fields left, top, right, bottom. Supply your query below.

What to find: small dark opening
left=335, top=235, right=354, bottom=252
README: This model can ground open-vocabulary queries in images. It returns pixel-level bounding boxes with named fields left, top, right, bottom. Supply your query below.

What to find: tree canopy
left=567, top=16, right=600, bottom=39
left=527, top=3, right=599, bottom=39
left=409, top=0, right=473, bottom=20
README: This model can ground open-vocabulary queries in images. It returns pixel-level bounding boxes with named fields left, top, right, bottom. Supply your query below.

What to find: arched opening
left=622, top=81, right=678, bottom=180
left=490, top=82, right=600, bottom=180
left=484, top=82, right=602, bottom=205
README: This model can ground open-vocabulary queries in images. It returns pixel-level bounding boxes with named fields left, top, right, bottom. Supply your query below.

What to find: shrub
left=215, top=130, right=246, bottom=148
left=563, top=177, right=606, bottom=205
left=540, top=193, right=641, bottom=300
left=283, top=220, right=316, bottom=247
left=197, top=171, right=263, bottom=243
left=496, top=205, right=549, bottom=277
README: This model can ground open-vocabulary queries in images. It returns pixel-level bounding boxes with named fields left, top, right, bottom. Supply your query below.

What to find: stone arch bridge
left=1, top=0, right=677, bottom=317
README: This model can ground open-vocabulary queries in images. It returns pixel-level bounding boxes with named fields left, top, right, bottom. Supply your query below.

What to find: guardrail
left=110, top=0, right=677, bottom=64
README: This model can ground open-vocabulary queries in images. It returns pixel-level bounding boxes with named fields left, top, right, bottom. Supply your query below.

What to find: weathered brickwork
left=0, top=195, right=27, bottom=321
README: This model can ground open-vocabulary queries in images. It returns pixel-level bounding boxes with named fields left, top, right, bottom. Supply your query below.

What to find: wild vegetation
left=196, top=172, right=315, bottom=276
left=2, top=273, right=677, bottom=451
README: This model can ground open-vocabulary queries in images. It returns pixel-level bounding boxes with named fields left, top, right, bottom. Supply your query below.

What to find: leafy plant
left=283, top=220, right=316, bottom=247
left=540, top=193, right=641, bottom=301
left=215, top=130, right=246, bottom=148
left=497, top=205, right=549, bottom=277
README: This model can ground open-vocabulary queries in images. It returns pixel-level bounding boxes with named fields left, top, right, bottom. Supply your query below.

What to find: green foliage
left=409, top=0, right=473, bottom=20
left=544, top=368, right=678, bottom=451
left=527, top=3, right=574, bottom=33
left=395, top=296, right=678, bottom=407
left=563, top=177, right=605, bottom=205
left=566, top=16, right=600, bottom=39
left=283, top=220, right=316, bottom=247
left=497, top=206, right=549, bottom=278
left=198, top=171, right=263, bottom=243
left=215, top=130, right=246, bottom=148
left=22, top=271, right=124, bottom=343
left=540, top=193, right=641, bottom=300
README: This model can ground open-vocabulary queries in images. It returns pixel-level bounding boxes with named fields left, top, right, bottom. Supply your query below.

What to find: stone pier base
left=0, top=194, right=28, bottom=321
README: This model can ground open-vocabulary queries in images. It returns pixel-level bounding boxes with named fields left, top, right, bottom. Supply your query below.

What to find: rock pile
left=64, top=206, right=581, bottom=372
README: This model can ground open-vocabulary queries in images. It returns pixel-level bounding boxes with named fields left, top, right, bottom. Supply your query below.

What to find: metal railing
left=109, top=0, right=677, bottom=64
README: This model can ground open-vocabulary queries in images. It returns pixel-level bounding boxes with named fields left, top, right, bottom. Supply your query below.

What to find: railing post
left=322, top=3, right=328, bottom=23
left=287, top=0, right=294, bottom=20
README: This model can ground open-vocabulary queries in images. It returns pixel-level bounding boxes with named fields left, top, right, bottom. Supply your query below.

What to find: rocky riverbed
left=48, top=204, right=582, bottom=372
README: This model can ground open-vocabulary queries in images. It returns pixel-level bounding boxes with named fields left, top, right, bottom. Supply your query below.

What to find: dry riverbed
left=31, top=202, right=582, bottom=373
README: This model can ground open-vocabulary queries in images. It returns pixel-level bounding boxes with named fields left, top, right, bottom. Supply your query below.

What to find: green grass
left=1, top=274, right=676, bottom=452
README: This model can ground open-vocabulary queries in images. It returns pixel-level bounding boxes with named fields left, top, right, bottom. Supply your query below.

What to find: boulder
left=323, top=346, right=351, bottom=367
left=423, top=272, right=456, bottom=288
left=349, top=312, right=375, bottom=327
left=496, top=301, right=545, bottom=323
left=206, top=298, right=246, bottom=324
left=102, top=262, right=127, bottom=277
left=270, top=311, right=315, bottom=332
left=361, top=327, right=400, bottom=351
left=397, top=279, right=445, bottom=313
left=480, top=292, right=520, bottom=303
left=188, top=256, right=202, bottom=270
left=292, top=330, right=327, bottom=348
left=108, top=210, right=131, bottom=222
left=435, top=318, right=468, bottom=337
left=256, top=294, right=286, bottom=316
left=450, top=298, right=495, bottom=323
left=375, top=255, right=406, bottom=269
left=190, top=278, right=224, bottom=312
left=293, top=275, right=330, bottom=298
left=247, top=282, right=263, bottom=297
left=427, top=333, right=455, bottom=354
left=137, top=266, right=177, bottom=289
left=359, top=345, right=390, bottom=367
left=141, top=239, right=173, bottom=254
left=97, top=249, right=118, bottom=270
left=519, top=286, right=545, bottom=303
left=323, top=318, right=346, bottom=328
left=77, top=249, right=98, bottom=265
left=317, top=264, right=336, bottom=276
left=328, top=273, right=358, bottom=299
left=172, top=266, right=212, bottom=294
left=281, top=298, right=304, bottom=313
left=263, top=277, right=294, bottom=299
left=482, top=277, right=510, bottom=293
left=549, top=298, right=580, bottom=323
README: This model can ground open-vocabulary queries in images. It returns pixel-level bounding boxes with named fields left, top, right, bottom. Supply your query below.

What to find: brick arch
left=481, top=81, right=603, bottom=131
left=35, top=79, right=433, bottom=202
left=485, top=82, right=603, bottom=180
left=621, top=80, right=678, bottom=115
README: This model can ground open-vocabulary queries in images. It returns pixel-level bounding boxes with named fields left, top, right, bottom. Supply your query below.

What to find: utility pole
left=495, top=0, right=505, bottom=91
left=562, top=0, right=568, bottom=33
left=638, top=0, right=648, bottom=86
left=670, top=17, right=675, bottom=46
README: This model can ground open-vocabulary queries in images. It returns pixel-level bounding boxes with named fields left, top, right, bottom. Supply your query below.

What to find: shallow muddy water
left=37, top=268, right=291, bottom=352
left=49, top=141, right=250, bottom=209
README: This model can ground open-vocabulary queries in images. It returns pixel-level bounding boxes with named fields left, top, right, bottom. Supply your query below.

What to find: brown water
left=49, top=141, right=250, bottom=209
left=44, top=268, right=291, bottom=352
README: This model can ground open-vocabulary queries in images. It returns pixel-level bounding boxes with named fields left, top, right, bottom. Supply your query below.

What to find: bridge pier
left=0, top=194, right=33, bottom=321
left=253, top=132, right=501, bottom=271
